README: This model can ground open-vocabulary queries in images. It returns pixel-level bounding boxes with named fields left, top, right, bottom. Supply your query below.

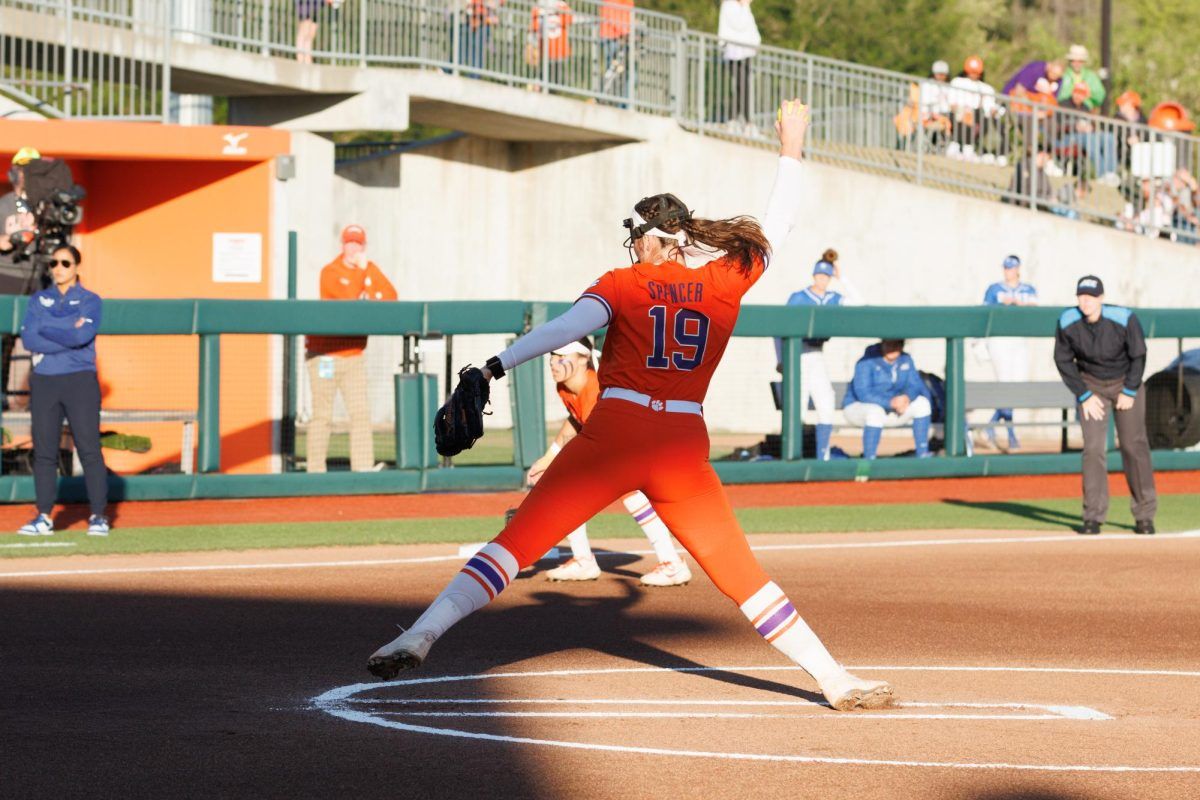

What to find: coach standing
left=16, top=245, right=109, bottom=537
left=1054, top=275, right=1156, bottom=535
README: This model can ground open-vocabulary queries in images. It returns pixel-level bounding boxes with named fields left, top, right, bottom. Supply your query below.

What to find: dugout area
left=0, top=119, right=290, bottom=475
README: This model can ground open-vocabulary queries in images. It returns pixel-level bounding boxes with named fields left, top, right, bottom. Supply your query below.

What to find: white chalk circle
left=311, top=664, right=1200, bottom=774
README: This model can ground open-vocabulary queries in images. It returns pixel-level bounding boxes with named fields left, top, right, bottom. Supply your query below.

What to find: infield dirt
left=4, top=528, right=1198, bottom=799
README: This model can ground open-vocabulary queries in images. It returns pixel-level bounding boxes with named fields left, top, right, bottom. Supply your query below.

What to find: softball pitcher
left=534, top=337, right=692, bottom=586
left=369, top=99, right=894, bottom=712
left=774, top=248, right=862, bottom=460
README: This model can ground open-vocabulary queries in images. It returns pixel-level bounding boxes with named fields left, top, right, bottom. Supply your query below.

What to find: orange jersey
left=580, top=255, right=764, bottom=404
left=556, top=367, right=601, bottom=429
left=305, top=258, right=398, bottom=357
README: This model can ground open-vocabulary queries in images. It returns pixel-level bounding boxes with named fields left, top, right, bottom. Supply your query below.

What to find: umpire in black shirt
left=1054, top=275, right=1156, bottom=535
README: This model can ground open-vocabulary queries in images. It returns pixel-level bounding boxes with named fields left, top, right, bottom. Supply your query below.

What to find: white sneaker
left=546, top=557, right=601, bottom=581
left=639, top=561, right=692, bottom=587
left=367, top=628, right=437, bottom=680
left=17, top=513, right=53, bottom=536
left=819, top=670, right=895, bottom=711
left=87, top=515, right=110, bottom=537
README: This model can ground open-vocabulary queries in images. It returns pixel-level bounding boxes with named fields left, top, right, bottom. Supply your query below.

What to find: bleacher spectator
left=1006, top=146, right=1056, bottom=209
left=980, top=255, right=1038, bottom=452
left=718, top=0, right=761, bottom=130
left=598, top=0, right=633, bottom=102
left=16, top=244, right=110, bottom=538
left=0, top=148, right=40, bottom=412
left=461, top=0, right=501, bottom=70
left=529, top=0, right=574, bottom=87
left=1057, top=45, right=1104, bottom=111
left=304, top=225, right=397, bottom=473
left=1002, top=59, right=1063, bottom=98
left=948, top=56, right=1004, bottom=163
left=295, top=0, right=332, bottom=64
left=1112, top=90, right=1148, bottom=174
left=892, top=60, right=952, bottom=150
left=842, top=340, right=932, bottom=460
left=1169, top=167, right=1199, bottom=244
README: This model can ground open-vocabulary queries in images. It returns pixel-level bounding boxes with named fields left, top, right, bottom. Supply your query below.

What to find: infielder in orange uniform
left=535, top=337, right=692, bottom=586
left=370, top=100, right=894, bottom=711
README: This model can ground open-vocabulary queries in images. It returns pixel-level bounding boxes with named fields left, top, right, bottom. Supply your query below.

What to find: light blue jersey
left=983, top=281, right=1038, bottom=306
left=787, top=287, right=843, bottom=348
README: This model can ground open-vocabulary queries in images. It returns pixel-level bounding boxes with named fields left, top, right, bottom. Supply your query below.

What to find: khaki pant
left=1079, top=374, right=1157, bottom=524
left=306, top=353, right=373, bottom=472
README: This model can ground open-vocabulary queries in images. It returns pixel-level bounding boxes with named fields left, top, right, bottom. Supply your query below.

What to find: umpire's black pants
left=31, top=370, right=108, bottom=516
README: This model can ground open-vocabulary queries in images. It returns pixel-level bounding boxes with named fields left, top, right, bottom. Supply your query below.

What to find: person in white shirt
left=980, top=254, right=1038, bottom=451
left=718, top=0, right=761, bottom=128
left=948, top=55, right=1004, bottom=162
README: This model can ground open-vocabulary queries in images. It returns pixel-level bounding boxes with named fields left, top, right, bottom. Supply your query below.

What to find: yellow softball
left=777, top=101, right=809, bottom=121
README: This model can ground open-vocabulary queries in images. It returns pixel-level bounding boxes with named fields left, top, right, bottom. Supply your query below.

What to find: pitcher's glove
left=434, top=366, right=492, bottom=457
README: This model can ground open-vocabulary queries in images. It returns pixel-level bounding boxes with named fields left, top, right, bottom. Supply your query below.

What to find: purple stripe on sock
left=755, top=602, right=797, bottom=638
left=634, top=509, right=655, bottom=523
left=466, top=557, right=505, bottom=595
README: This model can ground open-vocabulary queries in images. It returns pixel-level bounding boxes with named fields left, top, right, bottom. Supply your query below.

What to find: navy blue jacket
left=844, top=344, right=930, bottom=408
left=1054, top=305, right=1146, bottom=401
left=20, top=284, right=102, bottom=375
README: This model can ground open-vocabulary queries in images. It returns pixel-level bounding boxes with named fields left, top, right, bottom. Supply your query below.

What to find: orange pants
left=495, top=398, right=769, bottom=605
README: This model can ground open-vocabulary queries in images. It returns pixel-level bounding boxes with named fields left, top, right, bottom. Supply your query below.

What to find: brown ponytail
left=821, top=247, right=838, bottom=263
left=633, top=195, right=771, bottom=276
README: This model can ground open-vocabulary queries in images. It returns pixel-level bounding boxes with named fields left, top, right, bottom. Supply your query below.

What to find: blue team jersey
left=787, top=287, right=843, bottom=348
left=983, top=281, right=1038, bottom=306
left=843, top=344, right=930, bottom=408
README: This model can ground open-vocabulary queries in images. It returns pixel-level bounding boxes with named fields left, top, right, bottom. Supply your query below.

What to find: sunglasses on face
left=50, top=259, right=76, bottom=268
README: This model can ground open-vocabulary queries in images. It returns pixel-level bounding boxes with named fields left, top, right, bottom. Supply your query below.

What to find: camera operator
left=1, top=147, right=87, bottom=412
left=1, top=148, right=43, bottom=411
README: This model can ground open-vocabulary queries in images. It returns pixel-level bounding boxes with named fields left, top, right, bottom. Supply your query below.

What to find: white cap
left=932, top=60, right=949, bottom=75
left=551, top=341, right=592, bottom=358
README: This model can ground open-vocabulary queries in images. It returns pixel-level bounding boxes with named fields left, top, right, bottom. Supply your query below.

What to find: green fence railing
left=0, top=296, right=1196, bottom=502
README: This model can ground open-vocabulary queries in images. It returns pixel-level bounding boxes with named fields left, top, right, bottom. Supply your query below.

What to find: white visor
left=631, top=209, right=687, bottom=244
left=551, top=341, right=593, bottom=358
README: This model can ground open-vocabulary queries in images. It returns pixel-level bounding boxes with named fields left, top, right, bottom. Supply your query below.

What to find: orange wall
left=78, top=159, right=278, bottom=475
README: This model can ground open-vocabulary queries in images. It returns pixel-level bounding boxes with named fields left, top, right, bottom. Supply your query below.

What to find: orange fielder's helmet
left=1147, top=101, right=1196, bottom=133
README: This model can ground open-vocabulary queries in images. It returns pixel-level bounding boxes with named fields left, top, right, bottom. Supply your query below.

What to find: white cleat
left=367, top=628, right=437, bottom=680
left=639, top=561, right=692, bottom=587
left=545, top=557, right=601, bottom=582
left=819, top=670, right=895, bottom=711
left=17, top=514, right=54, bottom=536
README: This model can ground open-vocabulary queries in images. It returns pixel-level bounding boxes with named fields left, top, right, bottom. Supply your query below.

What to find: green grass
left=4, top=494, right=1197, bottom=560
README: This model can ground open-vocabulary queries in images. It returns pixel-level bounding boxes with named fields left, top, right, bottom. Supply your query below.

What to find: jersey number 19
left=646, top=306, right=710, bottom=371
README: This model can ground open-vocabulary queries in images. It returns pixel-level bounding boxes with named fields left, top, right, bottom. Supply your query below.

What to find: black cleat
left=1078, top=521, right=1101, bottom=535
left=1134, top=520, right=1156, bottom=535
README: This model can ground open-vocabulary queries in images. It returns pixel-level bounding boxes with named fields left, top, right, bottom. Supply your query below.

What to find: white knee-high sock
left=566, top=523, right=593, bottom=561
left=409, top=542, right=519, bottom=642
left=739, top=581, right=843, bottom=684
left=622, top=492, right=682, bottom=565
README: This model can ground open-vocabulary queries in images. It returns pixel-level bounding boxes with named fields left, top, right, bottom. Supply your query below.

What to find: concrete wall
left=285, top=126, right=1200, bottom=435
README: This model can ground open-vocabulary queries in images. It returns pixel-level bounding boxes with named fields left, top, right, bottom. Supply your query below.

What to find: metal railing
left=3, top=0, right=1199, bottom=244
left=1, top=0, right=170, bottom=120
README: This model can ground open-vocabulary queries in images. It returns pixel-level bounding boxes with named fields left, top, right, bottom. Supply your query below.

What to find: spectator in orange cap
left=304, top=224, right=397, bottom=473
left=1113, top=91, right=1148, bottom=173
left=948, top=55, right=1003, bottom=163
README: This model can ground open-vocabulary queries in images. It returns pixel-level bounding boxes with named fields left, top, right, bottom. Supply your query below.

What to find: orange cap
left=1148, top=102, right=1195, bottom=132
left=963, top=55, right=984, bottom=76
left=341, top=224, right=366, bottom=244
left=1071, top=81, right=1091, bottom=97
left=1116, top=90, right=1142, bottom=108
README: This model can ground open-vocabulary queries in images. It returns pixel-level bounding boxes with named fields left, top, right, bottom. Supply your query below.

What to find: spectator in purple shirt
left=1002, top=60, right=1064, bottom=98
